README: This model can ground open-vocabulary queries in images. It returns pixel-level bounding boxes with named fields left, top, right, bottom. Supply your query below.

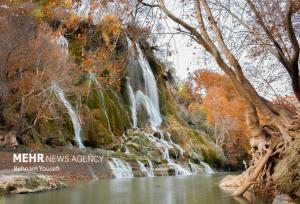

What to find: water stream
left=137, top=160, right=154, bottom=177
left=52, top=82, right=85, bottom=149
left=108, top=158, right=134, bottom=179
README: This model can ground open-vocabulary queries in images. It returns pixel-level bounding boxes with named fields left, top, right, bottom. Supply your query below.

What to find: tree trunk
left=232, top=147, right=273, bottom=196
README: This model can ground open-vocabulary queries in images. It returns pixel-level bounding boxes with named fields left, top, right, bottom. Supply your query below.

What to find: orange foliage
left=193, top=70, right=250, bottom=159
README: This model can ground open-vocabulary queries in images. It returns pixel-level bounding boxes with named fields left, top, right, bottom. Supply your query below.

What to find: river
left=0, top=173, right=271, bottom=204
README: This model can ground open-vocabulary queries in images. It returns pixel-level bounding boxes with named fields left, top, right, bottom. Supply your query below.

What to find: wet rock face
left=0, top=174, right=64, bottom=195
left=168, top=148, right=181, bottom=160
left=153, top=131, right=161, bottom=139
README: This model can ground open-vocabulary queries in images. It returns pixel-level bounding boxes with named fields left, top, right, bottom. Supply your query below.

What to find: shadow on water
left=0, top=173, right=271, bottom=204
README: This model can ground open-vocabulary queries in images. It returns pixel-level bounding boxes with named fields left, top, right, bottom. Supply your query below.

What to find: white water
left=126, top=38, right=162, bottom=129
left=147, top=160, right=154, bottom=177
left=52, top=82, right=85, bottom=149
left=136, top=91, right=162, bottom=129
left=145, top=131, right=216, bottom=176
left=135, top=43, right=160, bottom=112
left=137, top=160, right=154, bottom=177
left=189, top=162, right=201, bottom=175
left=108, top=158, right=134, bottom=179
left=126, top=79, right=137, bottom=128
left=200, top=161, right=214, bottom=174
left=124, top=145, right=130, bottom=154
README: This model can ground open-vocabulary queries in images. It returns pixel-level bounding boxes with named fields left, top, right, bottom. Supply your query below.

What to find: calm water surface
left=0, top=173, right=271, bottom=204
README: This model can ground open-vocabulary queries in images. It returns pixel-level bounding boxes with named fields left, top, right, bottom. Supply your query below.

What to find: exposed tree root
left=232, top=147, right=273, bottom=196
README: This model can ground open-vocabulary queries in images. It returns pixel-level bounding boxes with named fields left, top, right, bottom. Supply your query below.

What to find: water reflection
left=0, top=173, right=271, bottom=204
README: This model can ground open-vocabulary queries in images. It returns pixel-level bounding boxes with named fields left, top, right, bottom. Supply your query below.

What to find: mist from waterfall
left=52, top=82, right=85, bottom=149
left=126, top=37, right=162, bottom=129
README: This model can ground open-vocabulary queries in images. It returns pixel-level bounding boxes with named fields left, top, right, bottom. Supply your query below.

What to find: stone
left=219, top=174, right=244, bottom=187
left=272, top=194, right=295, bottom=204
left=153, top=131, right=161, bottom=139
left=168, top=148, right=181, bottom=160
left=120, top=145, right=127, bottom=153
left=0, top=174, right=64, bottom=194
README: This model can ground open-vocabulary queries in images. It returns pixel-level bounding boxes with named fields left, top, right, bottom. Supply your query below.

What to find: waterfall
left=88, top=72, right=114, bottom=138
left=200, top=161, right=214, bottom=174
left=124, top=146, right=130, bottom=154
left=136, top=91, right=162, bottom=129
left=126, top=79, right=137, bottom=128
left=126, top=37, right=162, bottom=129
left=170, top=162, right=192, bottom=176
left=189, top=162, right=201, bottom=175
left=108, top=158, right=134, bottom=179
left=135, top=43, right=160, bottom=112
left=137, top=160, right=154, bottom=177
left=147, top=160, right=154, bottom=177
left=52, top=82, right=85, bottom=149
left=147, top=133, right=171, bottom=160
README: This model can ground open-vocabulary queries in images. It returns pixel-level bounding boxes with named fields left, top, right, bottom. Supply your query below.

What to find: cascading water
left=108, top=158, right=134, bottom=179
left=126, top=37, right=162, bottom=129
left=136, top=91, right=162, bottom=129
left=135, top=42, right=160, bottom=112
left=170, top=162, right=192, bottom=176
left=137, top=160, right=154, bottom=177
left=147, top=160, right=154, bottom=177
left=126, top=79, right=137, bottom=128
left=200, top=161, right=214, bottom=174
left=189, top=162, right=201, bottom=175
left=88, top=72, right=114, bottom=138
left=52, top=82, right=85, bottom=149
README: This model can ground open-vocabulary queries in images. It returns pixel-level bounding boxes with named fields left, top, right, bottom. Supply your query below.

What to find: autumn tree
left=0, top=7, right=72, bottom=143
left=193, top=70, right=249, bottom=165
left=140, top=0, right=299, bottom=196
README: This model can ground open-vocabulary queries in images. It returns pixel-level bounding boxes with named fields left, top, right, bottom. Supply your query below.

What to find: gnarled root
left=232, top=147, right=273, bottom=197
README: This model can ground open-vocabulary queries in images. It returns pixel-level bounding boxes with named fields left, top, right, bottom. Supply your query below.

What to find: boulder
left=120, top=144, right=127, bottom=153
left=219, top=174, right=244, bottom=187
left=153, top=131, right=161, bottom=139
left=272, top=194, right=295, bottom=204
left=168, top=148, right=181, bottom=160
left=0, top=174, right=64, bottom=194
